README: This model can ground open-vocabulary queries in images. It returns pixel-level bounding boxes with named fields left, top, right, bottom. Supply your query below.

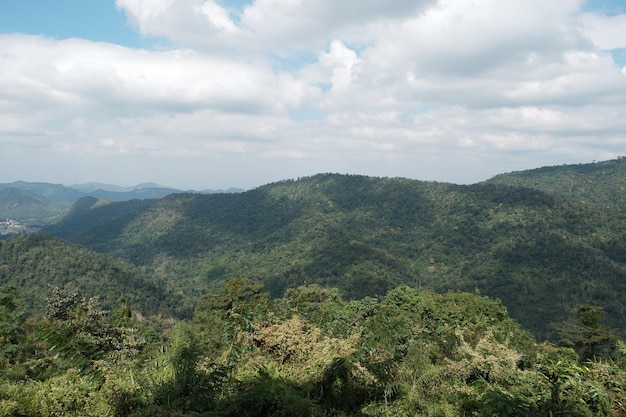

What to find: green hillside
left=486, top=157, right=626, bottom=211
left=0, top=181, right=184, bottom=229
left=43, top=172, right=626, bottom=340
left=0, top=181, right=84, bottom=202
left=44, top=196, right=154, bottom=244
left=0, top=188, right=67, bottom=224
left=0, top=234, right=179, bottom=316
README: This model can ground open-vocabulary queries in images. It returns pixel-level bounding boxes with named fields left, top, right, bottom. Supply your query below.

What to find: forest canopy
left=2, top=280, right=626, bottom=416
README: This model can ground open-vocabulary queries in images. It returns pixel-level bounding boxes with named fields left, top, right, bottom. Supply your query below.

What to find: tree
left=557, top=304, right=619, bottom=361
left=194, top=278, right=270, bottom=358
left=0, top=286, right=23, bottom=364
left=41, top=287, right=126, bottom=383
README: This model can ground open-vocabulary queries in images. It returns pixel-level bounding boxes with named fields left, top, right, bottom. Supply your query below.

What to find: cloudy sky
left=1, top=0, right=625, bottom=190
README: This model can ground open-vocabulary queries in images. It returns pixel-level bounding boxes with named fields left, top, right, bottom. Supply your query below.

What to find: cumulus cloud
left=1, top=0, right=626, bottom=188
left=239, top=0, right=435, bottom=50
left=116, top=0, right=436, bottom=52
left=116, top=0, right=244, bottom=50
left=0, top=34, right=293, bottom=118
left=581, top=12, right=626, bottom=50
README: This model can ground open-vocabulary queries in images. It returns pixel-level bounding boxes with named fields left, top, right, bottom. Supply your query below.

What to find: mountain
left=44, top=196, right=155, bottom=244
left=85, top=187, right=182, bottom=201
left=134, top=182, right=166, bottom=189
left=42, top=167, right=626, bottom=340
left=0, top=181, right=86, bottom=204
left=72, top=181, right=174, bottom=192
left=0, top=181, right=185, bottom=227
left=6, top=160, right=626, bottom=416
left=200, top=187, right=246, bottom=194
left=0, top=181, right=245, bottom=228
left=0, top=187, right=67, bottom=224
left=0, top=181, right=181, bottom=202
left=485, top=157, right=626, bottom=211
left=70, top=182, right=132, bottom=193
left=69, top=181, right=184, bottom=201
left=0, top=234, right=181, bottom=316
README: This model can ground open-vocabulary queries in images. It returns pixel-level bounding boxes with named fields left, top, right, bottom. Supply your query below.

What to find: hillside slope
left=0, top=188, right=66, bottom=224
left=43, top=173, right=626, bottom=339
left=44, top=196, right=155, bottom=244
left=0, top=234, right=180, bottom=316
left=0, top=181, right=185, bottom=228
left=486, top=157, right=626, bottom=211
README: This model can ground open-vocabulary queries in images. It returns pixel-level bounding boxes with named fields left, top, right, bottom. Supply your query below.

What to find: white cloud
left=0, top=34, right=287, bottom=118
left=581, top=12, right=626, bottom=50
left=115, top=0, right=238, bottom=47
left=116, top=0, right=436, bottom=53
left=300, top=40, right=361, bottom=94
left=239, top=0, right=435, bottom=49
left=1, top=0, right=626, bottom=188
left=363, top=0, right=582, bottom=73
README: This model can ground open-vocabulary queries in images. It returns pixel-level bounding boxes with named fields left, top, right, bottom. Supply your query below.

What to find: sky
left=1, top=0, right=626, bottom=190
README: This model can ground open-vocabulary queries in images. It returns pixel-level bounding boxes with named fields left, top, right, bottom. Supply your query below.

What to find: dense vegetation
left=0, top=188, right=67, bottom=225
left=486, top=157, right=626, bottom=211
left=3, top=280, right=626, bottom=416
left=0, top=234, right=180, bottom=316
left=42, top=166, right=626, bottom=340
left=2, top=158, right=626, bottom=415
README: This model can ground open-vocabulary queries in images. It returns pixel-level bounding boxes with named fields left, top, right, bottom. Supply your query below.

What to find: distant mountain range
left=0, top=181, right=244, bottom=224
left=70, top=182, right=164, bottom=193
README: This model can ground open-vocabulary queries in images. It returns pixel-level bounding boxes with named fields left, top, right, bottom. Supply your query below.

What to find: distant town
left=0, top=219, right=36, bottom=235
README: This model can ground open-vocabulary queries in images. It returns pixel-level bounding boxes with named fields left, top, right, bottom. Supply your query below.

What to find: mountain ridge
left=485, top=157, right=626, bottom=211
left=0, top=181, right=246, bottom=228
left=40, top=162, right=626, bottom=340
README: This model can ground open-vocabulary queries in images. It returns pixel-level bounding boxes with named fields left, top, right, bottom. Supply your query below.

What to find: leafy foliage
left=41, top=287, right=127, bottom=383
left=2, top=281, right=626, bottom=416
left=0, top=286, right=23, bottom=366
left=557, top=304, right=620, bottom=361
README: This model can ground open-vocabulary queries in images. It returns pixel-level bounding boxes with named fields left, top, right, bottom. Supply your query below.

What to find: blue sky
left=1, top=0, right=625, bottom=189
left=0, top=0, right=146, bottom=46
left=2, top=0, right=621, bottom=44
left=0, top=0, right=253, bottom=47
left=581, top=0, right=626, bottom=15
left=580, top=0, right=626, bottom=66
left=3, top=1, right=624, bottom=63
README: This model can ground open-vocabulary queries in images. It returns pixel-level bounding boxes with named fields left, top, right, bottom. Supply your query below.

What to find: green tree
left=152, top=321, right=229, bottom=413
left=0, top=286, right=23, bottom=365
left=557, top=304, right=619, bottom=361
left=41, top=287, right=126, bottom=383
left=194, top=278, right=270, bottom=359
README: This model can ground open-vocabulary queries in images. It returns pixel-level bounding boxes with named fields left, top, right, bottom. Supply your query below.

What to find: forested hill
left=42, top=168, right=626, bottom=340
left=0, top=188, right=64, bottom=224
left=486, top=157, right=626, bottom=211
left=0, top=234, right=180, bottom=316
